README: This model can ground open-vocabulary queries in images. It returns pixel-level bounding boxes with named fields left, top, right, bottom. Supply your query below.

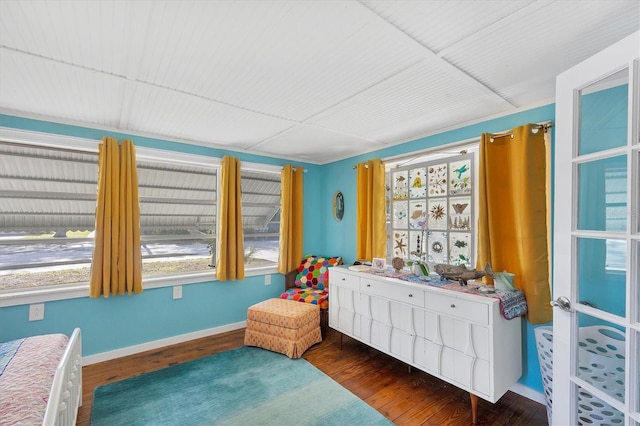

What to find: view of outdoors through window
left=604, top=166, right=628, bottom=271
left=240, top=169, right=281, bottom=269
left=1, top=142, right=100, bottom=291
left=0, top=141, right=281, bottom=292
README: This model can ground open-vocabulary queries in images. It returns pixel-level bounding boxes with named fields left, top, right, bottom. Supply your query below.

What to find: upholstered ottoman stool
left=244, top=298, right=321, bottom=358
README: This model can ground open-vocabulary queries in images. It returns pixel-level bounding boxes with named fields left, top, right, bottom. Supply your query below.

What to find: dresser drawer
left=425, top=292, right=489, bottom=325
left=361, top=278, right=424, bottom=307
left=330, top=269, right=360, bottom=291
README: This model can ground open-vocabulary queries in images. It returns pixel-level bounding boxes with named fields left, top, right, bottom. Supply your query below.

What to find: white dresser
left=329, top=266, right=522, bottom=420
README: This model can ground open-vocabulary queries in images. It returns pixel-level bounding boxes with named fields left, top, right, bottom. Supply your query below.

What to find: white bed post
left=42, top=328, right=82, bottom=426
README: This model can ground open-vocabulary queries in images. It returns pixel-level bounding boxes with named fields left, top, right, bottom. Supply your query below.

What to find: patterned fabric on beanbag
left=294, top=255, right=342, bottom=290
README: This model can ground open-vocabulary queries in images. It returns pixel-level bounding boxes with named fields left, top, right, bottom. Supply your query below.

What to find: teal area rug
left=91, top=346, right=391, bottom=426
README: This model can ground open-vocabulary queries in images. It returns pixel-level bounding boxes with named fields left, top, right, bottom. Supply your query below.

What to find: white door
left=553, top=31, right=639, bottom=425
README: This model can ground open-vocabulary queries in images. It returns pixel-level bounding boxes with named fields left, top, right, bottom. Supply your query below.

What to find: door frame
left=553, top=31, right=639, bottom=425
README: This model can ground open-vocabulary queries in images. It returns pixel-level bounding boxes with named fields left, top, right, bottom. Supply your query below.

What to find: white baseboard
left=82, top=321, right=246, bottom=365
left=509, top=382, right=547, bottom=405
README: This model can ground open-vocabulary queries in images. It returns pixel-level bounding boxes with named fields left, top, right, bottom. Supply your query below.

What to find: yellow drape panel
left=544, top=131, right=552, bottom=287
left=356, top=159, right=386, bottom=260
left=477, top=124, right=552, bottom=324
left=277, top=165, right=304, bottom=273
left=90, top=138, right=142, bottom=298
left=216, top=155, right=245, bottom=280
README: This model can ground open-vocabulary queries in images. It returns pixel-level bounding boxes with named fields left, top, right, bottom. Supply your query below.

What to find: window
left=0, top=137, right=219, bottom=292
left=386, top=145, right=477, bottom=267
left=0, top=141, right=99, bottom=291
left=604, top=164, right=627, bottom=271
left=0, top=131, right=283, bottom=294
left=240, top=168, right=281, bottom=269
left=136, top=155, right=217, bottom=278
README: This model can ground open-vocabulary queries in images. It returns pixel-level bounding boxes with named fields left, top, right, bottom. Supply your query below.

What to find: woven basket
left=535, top=325, right=625, bottom=425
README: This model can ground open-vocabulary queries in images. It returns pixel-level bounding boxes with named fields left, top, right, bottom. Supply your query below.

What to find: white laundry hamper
left=534, top=325, right=625, bottom=425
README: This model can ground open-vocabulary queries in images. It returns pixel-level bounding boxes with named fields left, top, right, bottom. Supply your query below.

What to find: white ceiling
left=0, top=1, right=638, bottom=164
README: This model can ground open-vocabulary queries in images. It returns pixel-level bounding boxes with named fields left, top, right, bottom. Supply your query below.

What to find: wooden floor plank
left=77, top=327, right=548, bottom=425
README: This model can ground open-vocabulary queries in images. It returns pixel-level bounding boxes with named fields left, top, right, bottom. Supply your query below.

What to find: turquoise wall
left=0, top=277, right=280, bottom=355
left=0, top=106, right=558, bottom=394
left=579, top=84, right=628, bottom=155
left=575, top=86, right=629, bottom=322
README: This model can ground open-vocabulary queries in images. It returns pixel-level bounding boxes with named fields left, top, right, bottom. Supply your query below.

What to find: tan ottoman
left=244, top=298, right=322, bottom=358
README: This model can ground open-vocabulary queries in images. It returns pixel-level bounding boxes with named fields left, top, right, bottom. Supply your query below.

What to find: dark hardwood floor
left=78, top=327, right=548, bottom=425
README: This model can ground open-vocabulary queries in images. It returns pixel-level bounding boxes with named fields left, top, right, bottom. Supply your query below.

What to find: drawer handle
left=367, top=284, right=371, bottom=287
left=341, top=278, right=346, bottom=281
left=450, top=304, right=456, bottom=308
left=408, top=294, right=413, bottom=298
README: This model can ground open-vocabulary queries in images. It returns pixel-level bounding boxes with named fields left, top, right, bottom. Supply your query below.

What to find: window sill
left=0, top=266, right=279, bottom=307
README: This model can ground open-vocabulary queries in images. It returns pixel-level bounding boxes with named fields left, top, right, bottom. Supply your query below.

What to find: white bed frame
left=42, top=328, right=83, bottom=426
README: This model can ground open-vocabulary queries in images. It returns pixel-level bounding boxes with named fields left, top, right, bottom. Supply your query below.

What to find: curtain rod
left=489, top=122, right=552, bottom=142
left=353, top=121, right=553, bottom=168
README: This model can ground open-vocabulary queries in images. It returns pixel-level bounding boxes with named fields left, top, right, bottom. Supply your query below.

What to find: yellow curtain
left=90, top=138, right=142, bottom=298
left=356, top=159, right=386, bottom=260
left=477, top=124, right=552, bottom=324
left=277, top=165, right=304, bottom=273
left=216, top=155, right=245, bottom=280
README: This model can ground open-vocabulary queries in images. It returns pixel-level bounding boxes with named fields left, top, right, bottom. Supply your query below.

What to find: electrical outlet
left=265, top=275, right=271, bottom=286
left=173, top=285, right=182, bottom=300
left=29, top=303, right=45, bottom=321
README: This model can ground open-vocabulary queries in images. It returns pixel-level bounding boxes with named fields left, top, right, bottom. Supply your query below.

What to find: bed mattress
left=0, top=333, right=69, bottom=425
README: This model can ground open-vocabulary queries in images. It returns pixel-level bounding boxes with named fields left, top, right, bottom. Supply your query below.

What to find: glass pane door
left=553, top=31, right=639, bottom=426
